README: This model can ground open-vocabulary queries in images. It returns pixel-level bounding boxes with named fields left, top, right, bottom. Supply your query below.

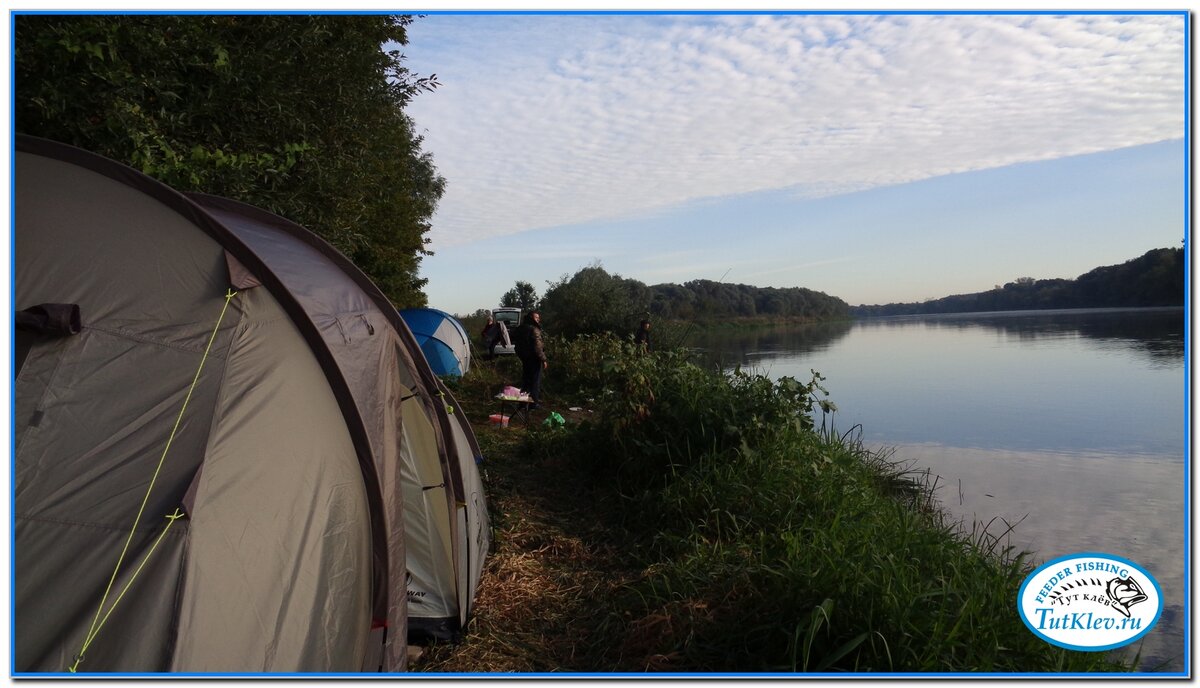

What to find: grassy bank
left=418, top=335, right=1130, bottom=673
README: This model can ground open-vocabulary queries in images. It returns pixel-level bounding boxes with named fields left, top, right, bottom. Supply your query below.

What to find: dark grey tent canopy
left=14, top=136, right=489, bottom=673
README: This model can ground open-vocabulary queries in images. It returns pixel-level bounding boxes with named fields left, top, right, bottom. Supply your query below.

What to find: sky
left=395, top=12, right=1187, bottom=315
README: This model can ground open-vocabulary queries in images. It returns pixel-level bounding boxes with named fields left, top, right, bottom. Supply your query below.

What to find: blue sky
left=395, top=12, right=1186, bottom=314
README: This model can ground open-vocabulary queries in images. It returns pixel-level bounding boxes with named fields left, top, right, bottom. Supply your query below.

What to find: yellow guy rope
left=70, top=288, right=238, bottom=673
left=437, top=389, right=454, bottom=414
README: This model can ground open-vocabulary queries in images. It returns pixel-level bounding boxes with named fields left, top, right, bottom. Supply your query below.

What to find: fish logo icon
left=1106, top=576, right=1148, bottom=618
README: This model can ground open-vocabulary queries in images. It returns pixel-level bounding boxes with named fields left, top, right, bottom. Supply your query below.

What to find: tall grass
left=537, top=334, right=1129, bottom=673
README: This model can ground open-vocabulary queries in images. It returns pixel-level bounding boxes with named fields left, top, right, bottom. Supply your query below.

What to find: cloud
left=404, top=14, right=1185, bottom=249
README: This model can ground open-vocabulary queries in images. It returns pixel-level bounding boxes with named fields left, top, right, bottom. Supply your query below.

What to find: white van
left=489, top=307, right=521, bottom=356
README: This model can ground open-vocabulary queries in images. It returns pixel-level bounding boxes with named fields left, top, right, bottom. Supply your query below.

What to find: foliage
left=500, top=280, right=540, bottom=312
left=15, top=14, right=444, bottom=307
left=421, top=332, right=1135, bottom=673
left=854, top=248, right=1184, bottom=316
left=532, top=340, right=1129, bottom=672
left=537, top=263, right=848, bottom=339
left=653, top=279, right=849, bottom=321
left=550, top=333, right=835, bottom=491
left=539, top=263, right=650, bottom=339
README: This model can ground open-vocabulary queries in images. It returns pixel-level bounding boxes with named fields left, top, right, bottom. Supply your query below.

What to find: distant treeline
left=519, top=265, right=848, bottom=338
left=852, top=248, right=1184, bottom=317
left=648, top=280, right=849, bottom=321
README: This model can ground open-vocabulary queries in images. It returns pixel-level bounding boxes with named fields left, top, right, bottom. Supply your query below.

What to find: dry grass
left=411, top=396, right=642, bottom=673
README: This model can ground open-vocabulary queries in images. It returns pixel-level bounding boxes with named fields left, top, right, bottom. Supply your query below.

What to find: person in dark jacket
left=515, top=311, right=547, bottom=407
left=634, top=319, right=651, bottom=352
left=481, top=316, right=496, bottom=344
left=477, top=314, right=501, bottom=357
left=481, top=316, right=497, bottom=358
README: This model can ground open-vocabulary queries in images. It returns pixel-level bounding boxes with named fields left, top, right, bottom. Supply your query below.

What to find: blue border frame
left=7, top=8, right=1192, bottom=15
left=8, top=7, right=1192, bottom=680
left=1183, top=7, right=1193, bottom=680
left=7, top=9, right=14, bottom=678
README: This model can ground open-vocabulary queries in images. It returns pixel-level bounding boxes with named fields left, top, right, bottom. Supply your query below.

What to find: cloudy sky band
left=398, top=11, right=1182, bottom=315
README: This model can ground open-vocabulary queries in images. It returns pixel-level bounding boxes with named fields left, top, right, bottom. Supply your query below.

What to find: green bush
left=549, top=333, right=833, bottom=492
left=547, top=336, right=1129, bottom=673
left=16, top=14, right=443, bottom=307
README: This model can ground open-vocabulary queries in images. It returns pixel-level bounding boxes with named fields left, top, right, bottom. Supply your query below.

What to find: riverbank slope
left=413, top=337, right=1130, bottom=673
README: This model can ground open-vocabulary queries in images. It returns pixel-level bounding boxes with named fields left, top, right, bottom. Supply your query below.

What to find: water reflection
left=898, top=443, right=1185, bottom=672
left=688, top=319, right=854, bottom=369
left=690, top=308, right=1187, bottom=672
left=690, top=308, right=1185, bottom=457
left=859, top=308, right=1185, bottom=366
left=691, top=308, right=1184, bottom=369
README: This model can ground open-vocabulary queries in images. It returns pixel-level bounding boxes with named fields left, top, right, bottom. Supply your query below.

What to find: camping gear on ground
left=398, top=308, right=471, bottom=377
left=542, top=412, right=566, bottom=428
left=14, top=136, right=489, bottom=673
left=495, top=389, right=535, bottom=426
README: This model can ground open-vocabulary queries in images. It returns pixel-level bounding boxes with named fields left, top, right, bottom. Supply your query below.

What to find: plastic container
left=488, top=413, right=510, bottom=428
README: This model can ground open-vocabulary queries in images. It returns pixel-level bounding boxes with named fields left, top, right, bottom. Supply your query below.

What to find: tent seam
left=81, top=324, right=220, bottom=355
left=14, top=513, right=193, bottom=536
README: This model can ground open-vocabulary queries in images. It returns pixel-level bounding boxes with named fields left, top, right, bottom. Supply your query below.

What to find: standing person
left=515, top=310, right=547, bottom=408
left=481, top=315, right=498, bottom=358
left=481, top=315, right=496, bottom=344
left=634, top=319, right=652, bottom=352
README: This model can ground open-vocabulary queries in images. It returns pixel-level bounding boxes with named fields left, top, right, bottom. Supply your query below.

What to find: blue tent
left=399, top=308, right=471, bottom=377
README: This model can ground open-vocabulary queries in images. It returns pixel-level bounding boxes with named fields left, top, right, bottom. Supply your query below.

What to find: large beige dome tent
left=14, top=136, right=489, bottom=674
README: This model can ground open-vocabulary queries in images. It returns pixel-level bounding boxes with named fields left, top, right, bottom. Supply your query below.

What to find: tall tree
left=15, top=14, right=444, bottom=307
left=500, top=280, right=539, bottom=312
left=539, top=264, right=649, bottom=338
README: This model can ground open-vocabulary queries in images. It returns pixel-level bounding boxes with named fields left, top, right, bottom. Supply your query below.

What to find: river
left=689, top=307, right=1187, bottom=673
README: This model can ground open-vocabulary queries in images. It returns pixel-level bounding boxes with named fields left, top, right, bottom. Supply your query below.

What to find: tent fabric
left=190, top=194, right=421, bottom=669
left=399, top=308, right=472, bottom=377
left=16, top=149, right=240, bottom=672
left=396, top=364, right=492, bottom=642
left=191, top=194, right=490, bottom=649
left=400, top=393, right=459, bottom=633
left=170, top=286, right=372, bottom=671
left=403, top=376, right=493, bottom=642
left=438, top=379, right=491, bottom=627
left=14, top=136, right=490, bottom=674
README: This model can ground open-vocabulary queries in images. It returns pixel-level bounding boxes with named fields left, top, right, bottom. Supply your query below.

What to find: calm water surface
left=691, top=308, right=1187, bottom=672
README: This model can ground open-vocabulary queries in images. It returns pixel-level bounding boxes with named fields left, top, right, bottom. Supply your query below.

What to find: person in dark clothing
left=634, top=319, right=651, bottom=352
left=515, top=311, right=547, bottom=408
left=481, top=316, right=497, bottom=358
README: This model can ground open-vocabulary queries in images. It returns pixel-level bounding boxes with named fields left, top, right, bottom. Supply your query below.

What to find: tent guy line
left=71, top=287, right=242, bottom=673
